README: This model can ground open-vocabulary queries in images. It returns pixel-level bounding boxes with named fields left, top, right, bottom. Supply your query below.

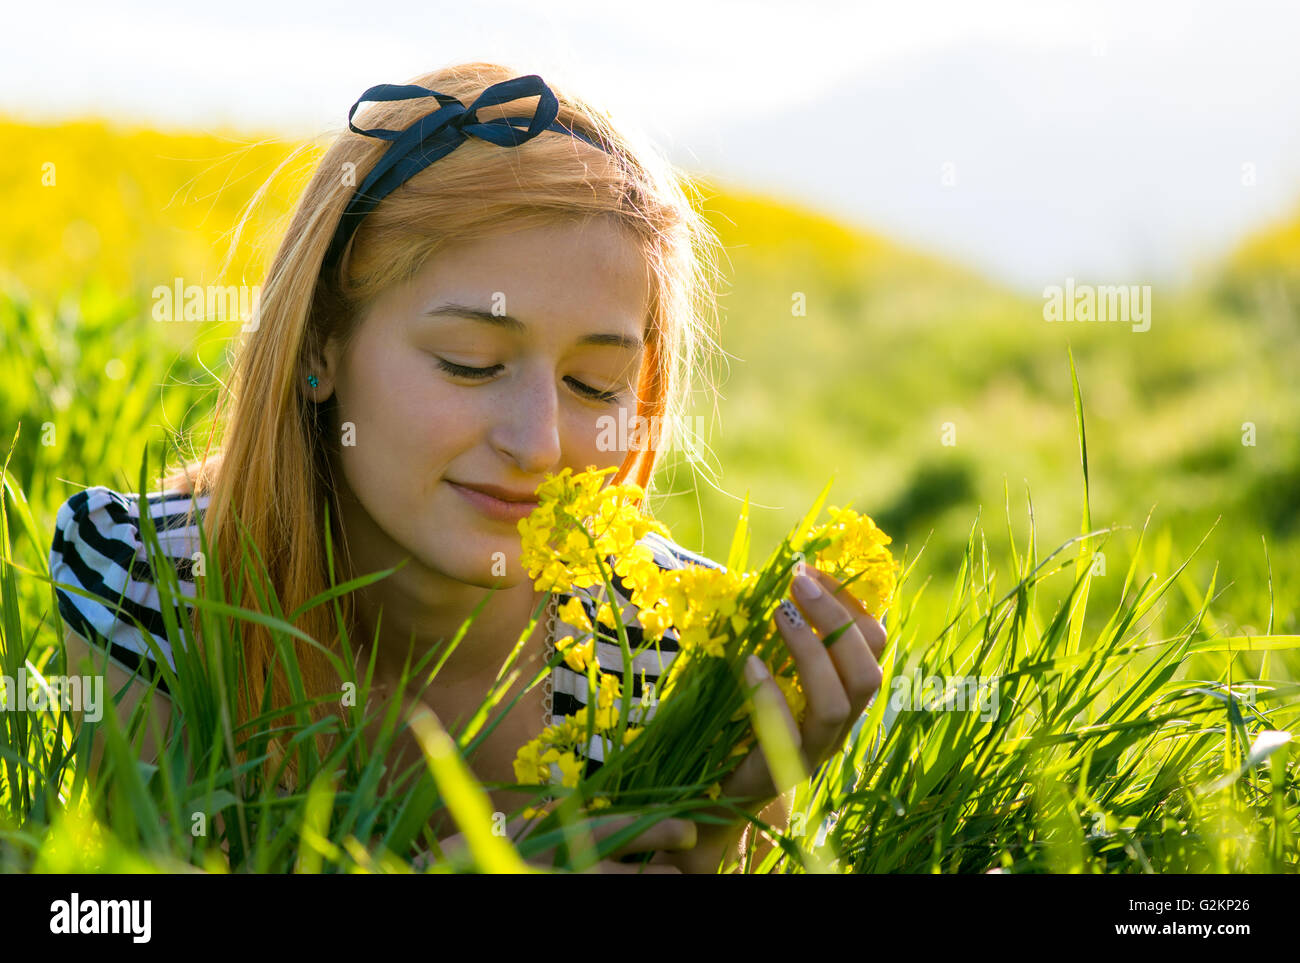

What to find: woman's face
left=315, top=217, right=649, bottom=588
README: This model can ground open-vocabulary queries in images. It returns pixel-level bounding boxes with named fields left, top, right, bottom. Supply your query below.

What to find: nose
left=488, top=364, right=562, bottom=475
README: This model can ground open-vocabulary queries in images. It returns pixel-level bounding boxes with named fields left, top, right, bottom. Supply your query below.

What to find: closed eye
left=436, top=358, right=620, bottom=403
left=565, top=376, right=621, bottom=403
left=436, top=358, right=503, bottom=379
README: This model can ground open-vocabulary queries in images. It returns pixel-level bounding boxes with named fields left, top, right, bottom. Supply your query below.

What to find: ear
left=303, top=333, right=342, bottom=402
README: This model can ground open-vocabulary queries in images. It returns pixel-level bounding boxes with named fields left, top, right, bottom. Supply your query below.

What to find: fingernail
left=744, top=654, right=768, bottom=685
left=792, top=573, right=822, bottom=601
left=777, top=598, right=807, bottom=628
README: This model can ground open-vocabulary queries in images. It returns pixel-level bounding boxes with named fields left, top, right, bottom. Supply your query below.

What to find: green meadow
left=1, top=118, right=1296, bottom=872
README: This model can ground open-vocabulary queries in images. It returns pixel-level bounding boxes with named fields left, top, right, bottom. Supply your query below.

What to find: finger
left=522, top=812, right=696, bottom=863
left=520, top=810, right=627, bottom=847
left=805, top=569, right=888, bottom=758
left=779, top=578, right=854, bottom=762
left=811, top=567, right=888, bottom=660
left=724, top=744, right=782, bottom=805
left=805, top=570, right=883, bottom=724
left=724, top=657, right=805, bottom=801
left=603, top=816, right=698, bottom=859
left=583, top=860, right=683, bottom=874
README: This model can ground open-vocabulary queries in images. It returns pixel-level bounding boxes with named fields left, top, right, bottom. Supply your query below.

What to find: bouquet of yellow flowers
left=510, top=466, right=897, bottom=852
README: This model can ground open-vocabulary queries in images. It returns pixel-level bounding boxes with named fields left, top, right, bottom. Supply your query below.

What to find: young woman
left=49, top=61, right=888, bottom=873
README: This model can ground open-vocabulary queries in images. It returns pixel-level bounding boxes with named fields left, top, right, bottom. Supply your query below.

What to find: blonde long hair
left=161, top=61, right=723, bottom=788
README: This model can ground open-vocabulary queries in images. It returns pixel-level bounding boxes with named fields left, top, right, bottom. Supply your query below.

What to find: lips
left=446, top=480, right=541, bottom=523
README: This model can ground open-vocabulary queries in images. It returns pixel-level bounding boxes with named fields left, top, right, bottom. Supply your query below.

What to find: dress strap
left=542, top=594, right=557, bottom=728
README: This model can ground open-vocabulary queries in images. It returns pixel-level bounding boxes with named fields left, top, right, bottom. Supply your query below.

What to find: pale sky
left=4, top=0, right=1299, bottom=292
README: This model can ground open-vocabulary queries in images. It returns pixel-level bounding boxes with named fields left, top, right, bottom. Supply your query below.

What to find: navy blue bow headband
left=323, top=74, right=612, bottom=269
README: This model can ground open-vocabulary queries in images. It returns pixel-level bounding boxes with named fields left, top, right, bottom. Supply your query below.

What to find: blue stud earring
left=307, top=374, right=319, bottom=388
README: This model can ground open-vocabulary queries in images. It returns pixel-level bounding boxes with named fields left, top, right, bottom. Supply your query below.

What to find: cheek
left=338, top=346, right=481, bottom=482
left=563, top=402, right=635, bottom=474
left=406, top=382, right=482, bottom=468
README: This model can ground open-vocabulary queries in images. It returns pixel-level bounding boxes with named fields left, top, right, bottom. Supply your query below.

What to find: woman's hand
left=657, top=566, right=889, bottom=872
left=420, top=812, right=699, bottom=874
left=417, top=566, right=888, bottom=875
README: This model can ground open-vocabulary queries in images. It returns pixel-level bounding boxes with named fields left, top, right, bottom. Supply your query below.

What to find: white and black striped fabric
left=50, top=487, right=210, bottom=696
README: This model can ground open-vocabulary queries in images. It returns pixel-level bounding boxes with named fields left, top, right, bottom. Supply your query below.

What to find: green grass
left=1, top=124, right=1298, bottom=870
left=1, top=353, right=1296, bottom=872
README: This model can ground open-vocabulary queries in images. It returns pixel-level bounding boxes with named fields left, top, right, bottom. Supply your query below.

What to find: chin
left=456, top=557, right=526, bottom=588
left=461, top=569, right=526, bottom=590
left=439, top=529, right=527, bottom=588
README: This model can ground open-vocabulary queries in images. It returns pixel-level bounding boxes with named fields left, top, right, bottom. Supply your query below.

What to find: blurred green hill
left=661, top=183, right=1299, bottom=606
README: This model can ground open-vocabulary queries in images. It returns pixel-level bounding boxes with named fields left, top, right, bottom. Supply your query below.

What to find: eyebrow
left=423, top=302, right=643, bottom=350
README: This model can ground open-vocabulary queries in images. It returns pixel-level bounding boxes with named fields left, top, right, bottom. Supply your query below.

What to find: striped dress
left=48, top=485, right=725, bottom=777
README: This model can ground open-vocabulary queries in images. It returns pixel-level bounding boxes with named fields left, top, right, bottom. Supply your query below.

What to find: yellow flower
left=539, top=718, right=586, bottom=748
left=622, top=726, right=643, bottom=746
left=728, top=737, right=753, bottom=758
left=625, top=565, right=756, bottom=659
left=637, top=603, right=675, bottom=643
left=524, top=746, right=585, bottom=788
left=595, top=703, right=619, bottom=731
left=595, top=601, right=619, bottom=628
left=555, top=634, right=597, bottom=673
left=517, top=466, right=669, bottom=594
left=513, top=739, right=550, bottom=785
left=593, top=675, right=622, bottom=730
left=706, top=783, right=722, bottom=800
left=613, top=542, right=656, bottom=580
left=596, top=675, right=622, bottom=709
left=558, top=596, right=593, bottom=634
left=555, top=751, right=584, bottom=788
left=775, top=674, right=807, bottom=726
left=808, top=506, right=898, bottom=619
left=587, top=796, right=612, bottom=810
